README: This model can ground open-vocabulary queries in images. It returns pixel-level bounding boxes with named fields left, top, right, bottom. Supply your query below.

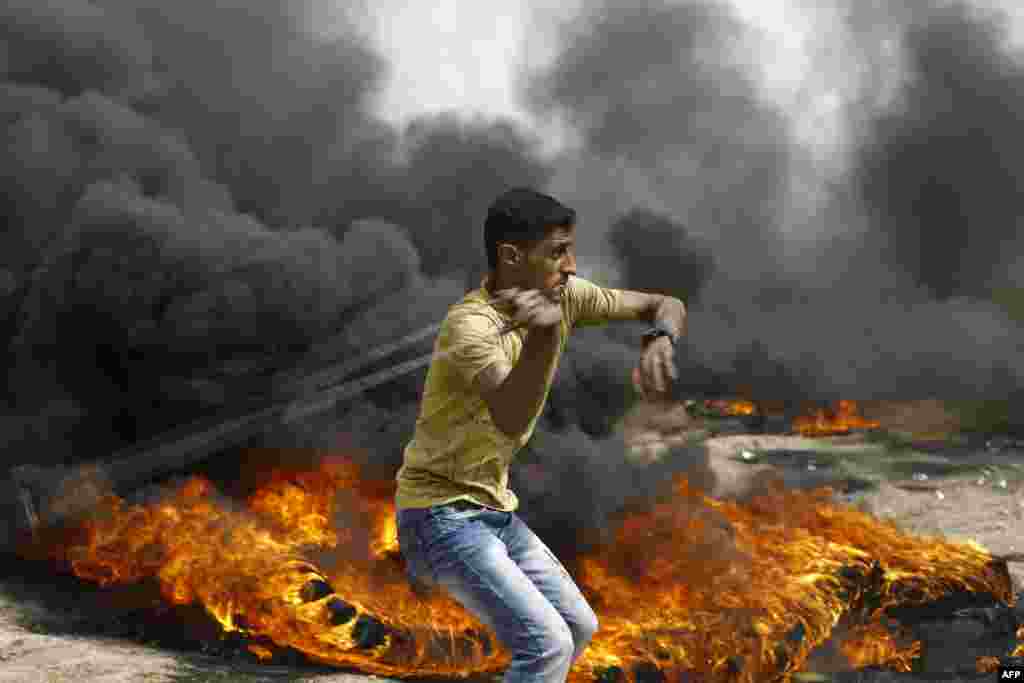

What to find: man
left=395, top=188, right=686, bottom=683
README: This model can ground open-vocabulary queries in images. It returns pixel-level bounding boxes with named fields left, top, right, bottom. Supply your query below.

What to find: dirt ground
left=1, top=400, right=1021, bottom=682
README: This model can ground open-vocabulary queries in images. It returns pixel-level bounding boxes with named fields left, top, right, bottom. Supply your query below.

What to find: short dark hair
left=484, top=188, right=576, bottom=270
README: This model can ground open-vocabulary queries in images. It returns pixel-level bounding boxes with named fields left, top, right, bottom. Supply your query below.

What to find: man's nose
left=563, top=251, right=577, bottom=274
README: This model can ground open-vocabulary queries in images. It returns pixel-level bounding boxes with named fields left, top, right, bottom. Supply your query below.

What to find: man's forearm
left=652, top=297, right=687, bottom=339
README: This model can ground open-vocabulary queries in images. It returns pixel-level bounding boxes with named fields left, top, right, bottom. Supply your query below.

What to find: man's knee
left=537, top=622, right=575, bottom=663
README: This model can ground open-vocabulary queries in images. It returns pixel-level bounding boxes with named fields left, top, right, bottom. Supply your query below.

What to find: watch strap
left=642, top=324, right=677, bottom=347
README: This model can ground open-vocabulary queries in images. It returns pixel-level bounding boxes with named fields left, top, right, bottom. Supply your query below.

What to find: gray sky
left=362, top=0, right=846, bottom=157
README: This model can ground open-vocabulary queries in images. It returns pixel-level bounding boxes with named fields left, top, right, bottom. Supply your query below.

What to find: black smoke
left=854, top=3, right=1024, bottom=300
left=608, top=209, right=715, bottom=305
left=523, top=0, right=813, bottom=399
left=529, top=0, right=793, bottom=282
left=397, top=114, right=554, bottom=282
left=0, top=0, right=550, bottom=470
left=528, top=0, right=1024, bottom=404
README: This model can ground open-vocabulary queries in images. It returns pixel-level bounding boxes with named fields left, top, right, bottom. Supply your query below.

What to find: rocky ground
left=1, top=400, right=1022, bottom=682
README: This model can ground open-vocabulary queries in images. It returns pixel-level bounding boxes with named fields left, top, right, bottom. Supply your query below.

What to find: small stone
left=913, top=473, right=928, bottom=481
left=999, top=479, right=1008, bottom=489
left=807, top=463, right=817, bottom=471
left=740, top=449, right=757, bottom=461
left=936, top=490, right=945, bottom=500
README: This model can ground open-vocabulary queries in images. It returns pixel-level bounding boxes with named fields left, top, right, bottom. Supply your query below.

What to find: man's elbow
left=494, top=420, right=525, bottom=441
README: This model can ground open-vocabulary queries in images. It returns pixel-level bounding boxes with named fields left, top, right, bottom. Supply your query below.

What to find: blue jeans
left=397, top=503, right=598, bottom=683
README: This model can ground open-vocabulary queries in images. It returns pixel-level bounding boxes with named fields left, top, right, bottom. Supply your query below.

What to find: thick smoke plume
left=855, top=3, right=1024, bottom=299
left=0, top=0, right=549, bottom=469
left=529, top=0, right=792, bottom=281
left=608, top=210, right=716, bottom=306
left=529, top=0, right=1024, bottom=403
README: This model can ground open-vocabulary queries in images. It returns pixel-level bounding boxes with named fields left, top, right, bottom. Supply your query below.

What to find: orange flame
left=699, top=399, right=882, bottom=437
left=704, top=399, right=758, bottom=417
left=837, top=621, right=920, bottom=671
left=19, top=451, right=1016, bottom=682
left=793, top=401, right=881, bottom=436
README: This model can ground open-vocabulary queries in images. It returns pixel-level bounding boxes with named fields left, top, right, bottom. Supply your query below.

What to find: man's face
left=506, top=225, right=577, bottom=295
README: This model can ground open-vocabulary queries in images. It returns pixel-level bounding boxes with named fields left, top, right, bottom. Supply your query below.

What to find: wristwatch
left=642, top=323, right=677, bottom=348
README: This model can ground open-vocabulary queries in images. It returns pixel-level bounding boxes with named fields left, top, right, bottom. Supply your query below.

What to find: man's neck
left=485, top=271, right=517, bottom=295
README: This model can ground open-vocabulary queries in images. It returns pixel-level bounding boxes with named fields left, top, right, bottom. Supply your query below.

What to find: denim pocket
left=423, top=505, right=486, bottom=541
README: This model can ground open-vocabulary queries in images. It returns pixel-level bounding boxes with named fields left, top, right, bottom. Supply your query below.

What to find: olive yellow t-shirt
left=394, top=274, right=626, bottom=512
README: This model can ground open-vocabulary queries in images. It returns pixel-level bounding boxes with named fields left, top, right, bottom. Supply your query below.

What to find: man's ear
left=497, top=243, right=520, bottom=266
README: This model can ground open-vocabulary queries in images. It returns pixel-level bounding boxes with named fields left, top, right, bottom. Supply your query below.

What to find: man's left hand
left=636, top=336, right=678, bottom=399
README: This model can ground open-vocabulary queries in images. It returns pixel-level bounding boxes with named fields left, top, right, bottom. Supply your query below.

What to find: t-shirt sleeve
left=567, top=275, right=626, bottom=328
left=442, top=309, right=507, bottom=388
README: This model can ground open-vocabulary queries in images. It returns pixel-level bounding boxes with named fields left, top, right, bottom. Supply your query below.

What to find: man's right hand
left=492, top=288, right=563, bottom=330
